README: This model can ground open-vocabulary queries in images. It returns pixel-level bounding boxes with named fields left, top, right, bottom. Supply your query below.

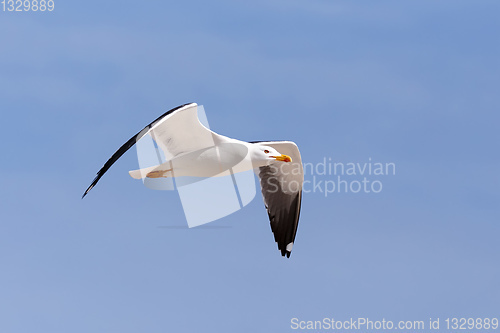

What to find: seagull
left=83, top=103, right=303, bottom=257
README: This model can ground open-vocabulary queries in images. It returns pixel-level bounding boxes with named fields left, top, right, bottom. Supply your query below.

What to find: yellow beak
left=271, top=154, right=292, bottom=163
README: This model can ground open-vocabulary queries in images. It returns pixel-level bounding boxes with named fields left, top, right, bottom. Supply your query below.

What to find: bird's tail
left=128, top=165, right=161, bottom=179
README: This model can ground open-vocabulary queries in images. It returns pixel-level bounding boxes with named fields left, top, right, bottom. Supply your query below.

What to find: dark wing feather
left=82, top=103, right=193, bottom=198
left=258, top=166, right=302, bottom=257
left=254, top=141, right=303, bottom=258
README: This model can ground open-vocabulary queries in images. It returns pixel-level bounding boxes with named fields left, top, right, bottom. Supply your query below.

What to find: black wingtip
left=81, top=103, right=193, bottom=200
left=278, top=246, right=292, bottom=258
left=81, top=186, right=92, bottom=199
left=82, top=176, right=98, bottom=199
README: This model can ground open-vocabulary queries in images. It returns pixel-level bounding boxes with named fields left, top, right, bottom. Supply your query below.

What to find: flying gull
left=83, top=103, right=303, bottom=257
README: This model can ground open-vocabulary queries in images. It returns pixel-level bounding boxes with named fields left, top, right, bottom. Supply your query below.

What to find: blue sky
left=1, top=1, right=499, bottom=332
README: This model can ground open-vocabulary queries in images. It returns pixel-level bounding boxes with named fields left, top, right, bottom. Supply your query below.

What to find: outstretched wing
left=82, top=103, right=218, bottom=198
left=253, top=141, right=303, bottom=258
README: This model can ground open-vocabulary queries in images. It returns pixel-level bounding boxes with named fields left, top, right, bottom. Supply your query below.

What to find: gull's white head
left=251, top=145, right=292, bottom=167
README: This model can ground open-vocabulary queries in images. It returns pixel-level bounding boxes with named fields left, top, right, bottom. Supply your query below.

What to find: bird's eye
left=264, top=150, right=270, bottom=154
